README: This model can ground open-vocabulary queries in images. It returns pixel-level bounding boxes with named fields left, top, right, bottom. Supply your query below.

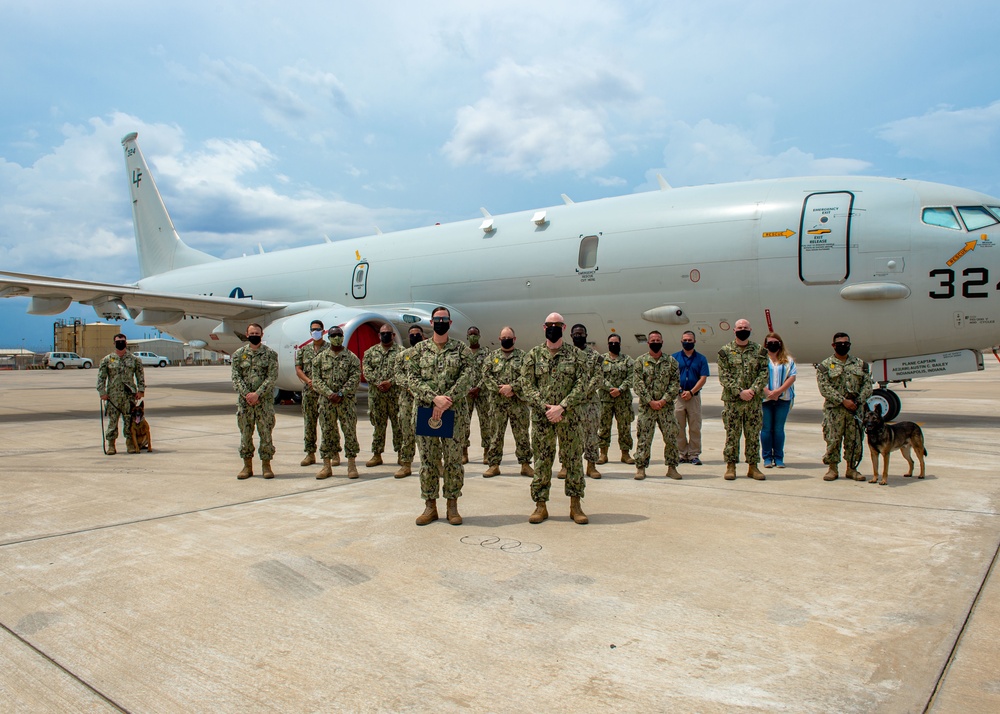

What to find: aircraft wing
left=0, top=271, right=288, bottom=323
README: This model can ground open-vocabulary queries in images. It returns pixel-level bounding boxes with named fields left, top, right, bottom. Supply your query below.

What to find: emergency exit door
left=799, top=192, right=854, bottom=285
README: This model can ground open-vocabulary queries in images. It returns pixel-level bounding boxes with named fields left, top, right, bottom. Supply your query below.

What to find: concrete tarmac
left=1, top=361, right=998, bottom=713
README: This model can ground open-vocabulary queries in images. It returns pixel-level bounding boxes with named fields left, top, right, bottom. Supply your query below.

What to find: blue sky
left=2, top=0, right=999, bottom=350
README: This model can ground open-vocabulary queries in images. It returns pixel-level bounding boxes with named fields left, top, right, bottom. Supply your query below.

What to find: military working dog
left=863, top=405, right=926, bottom=485
left=128, top=400, right=152, bottom=453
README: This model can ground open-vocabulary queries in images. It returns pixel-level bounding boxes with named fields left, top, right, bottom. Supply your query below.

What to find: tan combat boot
left=446, top=498, right=462, bottom=525
left=823, top=465, right=839, bottom=481
left=569, top=496, right=589, bottom=525
left=528, top=500, right=548, bottom=524
left=586, top=461, right=602, bottom=479
left=394, top=462, right=412, bottom=478
left=416, top=499, right=438, bottom=525
left=365, top=454, right=382, bottom=467
left=621, top=451, right=635, bottom=465
left=347, top=457, right=359, bottom=479
left=724, top=463, right=737, bottom=480
left=461, top=448, right=469, bottom=465
left=634, top=467, right=646, bottom=480
left=106, top=439, right=117, bottom=455
left=237, top=457, right=253, bottom=479
left=520, top=463, right=535, bottom=477
left=557, top=465, right=567, bottom=479
left=331, top=453, right=341, bottom=467
left=747, top=463, right=766, bottom=481
left=482, top=454, right=489, bottom=464
left=261, top=460, right=275, bottom=479
left=316, top=459, right=333, bottom=479
left=666, top=465, right=683, bottom=480
left=597, top=447, right=608, bottom=465
left=846, top=466, right=865, bottom=481
left=300, top=452, right=316, bottom=467
left=483, top=465, right=500, bottom=478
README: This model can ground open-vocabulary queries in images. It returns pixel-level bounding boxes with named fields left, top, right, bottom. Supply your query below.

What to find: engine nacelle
left=263, top=307, right=400, bottom=391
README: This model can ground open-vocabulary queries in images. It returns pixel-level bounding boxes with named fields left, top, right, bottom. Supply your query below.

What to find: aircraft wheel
left=868, top=388, right=901, bottom=421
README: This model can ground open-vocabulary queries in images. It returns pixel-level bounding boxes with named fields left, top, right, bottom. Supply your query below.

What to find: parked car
left=134, top=351, right=172, bottom=367
left=43, top=352, right=93, bottom=370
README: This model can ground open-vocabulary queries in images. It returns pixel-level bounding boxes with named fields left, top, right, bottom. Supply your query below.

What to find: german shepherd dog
left=128, top=400, right=152, bottom=453
left=863, top=405, right=926, bottom=485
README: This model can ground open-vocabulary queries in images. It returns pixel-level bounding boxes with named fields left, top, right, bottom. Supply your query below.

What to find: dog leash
left=99, top=394, right=136, bottom=454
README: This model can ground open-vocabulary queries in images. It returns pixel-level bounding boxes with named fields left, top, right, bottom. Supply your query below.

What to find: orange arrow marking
left=946, top=240, right=977, bottom=266
left=762, top=229, right=796, bottom=238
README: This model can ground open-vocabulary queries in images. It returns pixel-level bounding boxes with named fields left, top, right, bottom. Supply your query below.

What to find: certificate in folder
left=415, top=406, right=456, bottom=438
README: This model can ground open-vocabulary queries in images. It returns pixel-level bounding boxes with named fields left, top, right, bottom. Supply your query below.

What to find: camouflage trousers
left=368, top=387, right=401, bottom=455
left=103, top=388, right=135, bottom=443
left=319, top=399, right=360, bottom=459
left=398, top=393, right=416, bottom=463
left=416, top=404, right=467, bottom=500
left=579, top=398, right=601, bottom=462
left=487, top=397, right=532, bottom=466
left=598, top=396, right=634, bottom=452
left=722, top=400, right=763, bottom=465
left=301, top=390, right=320, bottom=454
left=462, top=394, right=493, bottom=451
left=635, top=405, right=679, bottom=469
left=822, top=407, right=865, bottom=468
left=531, top=413, right=584, bottom=502
left=237, top=402, right=276, bottom=460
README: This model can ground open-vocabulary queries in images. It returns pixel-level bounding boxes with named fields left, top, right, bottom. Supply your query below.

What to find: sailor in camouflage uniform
left=96, top=333, right=145, bottom=455
left=294, top=319, right=328, bottom=467
left=461, top=326, right=493, bottom=465
left=816, top=332, right=873, bottom=481
left=597, top=333, right=635, bottom=466
left=362, top=324, right=402, bottom=468
left=570, top=324, right=604, bottom=479
left=231, top=323, right=279, bottom=479
left=404, top=307, right=476, bottom=526
left=483, top=326, right=533, bottom=478
left=391, top=325, right=425, bottom=479
left=312, top=326, right=362, bottom=479
left=717, top=319, right=769, bottom=481
left=521, top=313, right=590, bottom=525
left=633, top=331, right=682, bottom=480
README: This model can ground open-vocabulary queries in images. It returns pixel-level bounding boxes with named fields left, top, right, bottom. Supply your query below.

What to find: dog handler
left=97, top=333, right=145, bottom=455
left=816, top=332, right=872, bottom=481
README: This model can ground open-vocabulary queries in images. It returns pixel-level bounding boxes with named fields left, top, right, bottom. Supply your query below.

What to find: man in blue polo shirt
left=672, top=330, right=710, bottom=465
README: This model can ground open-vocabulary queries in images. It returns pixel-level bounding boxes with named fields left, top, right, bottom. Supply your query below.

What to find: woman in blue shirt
left=761, top=332, right=796, bottom=468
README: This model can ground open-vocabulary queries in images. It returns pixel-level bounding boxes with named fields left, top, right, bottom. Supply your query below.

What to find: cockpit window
left=922, top=207, right=962, bottom=230
left=988, top=206, right=1000, bottom=220
left=958, top=206, right=998, bottom=231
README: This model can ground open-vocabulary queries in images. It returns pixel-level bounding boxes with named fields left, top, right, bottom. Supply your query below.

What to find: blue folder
left=415, top=406, right=456, bottom=438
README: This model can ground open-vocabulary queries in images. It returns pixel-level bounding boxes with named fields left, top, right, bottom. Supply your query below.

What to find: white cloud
left=878, top=101, right=1000, bottom=163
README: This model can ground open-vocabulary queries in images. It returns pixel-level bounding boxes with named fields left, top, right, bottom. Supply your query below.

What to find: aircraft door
left=799, top=192, right=854, bottom=285
left=352, top=261, right=369, bottom=299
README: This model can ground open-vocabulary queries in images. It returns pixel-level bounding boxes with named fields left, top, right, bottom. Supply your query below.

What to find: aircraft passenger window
left=578, top=235, right=599, bottom=269
left=921, top=207, right=961, bottom=230
left=958, top=206, right=998, bottom=231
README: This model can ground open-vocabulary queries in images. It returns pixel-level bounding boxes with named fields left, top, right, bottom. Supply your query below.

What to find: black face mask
left=766, top=342, right=781, bottom=353
left=409, top=333, right=423, bottom=346
left=432, top=320, right=450, bottom=336
left=735, top=330, right=751, bottom=341
left=500, top=338, right=515, bottom=350
left=545, top=325, right=563, bottom=343
left=115, top=340, right=127, bottom=350
left=648, top=342, right=663, bottom=354
left=247, top=335, right=262, bottom=346
left=379, top=332, right=393, bottom=344
left=681, top=341, right=695, bottom=351
left=834, top=343, right=851, bottom=356
left=572, top=335, right=587, bottom=349
left=608, top=342, right=621, bottom=355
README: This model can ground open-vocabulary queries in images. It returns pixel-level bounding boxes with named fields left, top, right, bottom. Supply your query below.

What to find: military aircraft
left=3, top=132, right=1000, bottom=419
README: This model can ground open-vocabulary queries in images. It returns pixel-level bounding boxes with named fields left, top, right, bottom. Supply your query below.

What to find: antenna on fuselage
left=657, top=174, right=672, bottom=191
left=561, top=194, right=574, bottom=205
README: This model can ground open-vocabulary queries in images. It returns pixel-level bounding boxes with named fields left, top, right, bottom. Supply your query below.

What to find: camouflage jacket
left=392, top=345, right=417, bottom=395
left=295, top=340, right=328, bottom=393
left=579, top=345, right=603, bottom=401
left=97, top=351, right=145, bottom=397
left=633, top=353, right=680, bottom=406
left=403, top=337, right=477, bottom=408
left=817, top=354, right=872, bottom=410
left=468, top=346, right=492, bottom=391
left=231, top=344, right=278, bottom=402
left=312, top=348, right=361, bottom=399
left=485, top=348, right=528, bottom=403
left=520, top=343, right=589, bottom=415
left=600, top=353, right=634, bottom=401
left=363, top=342, right=401, bottom=387
left=717, top=341, right=768, bottom=403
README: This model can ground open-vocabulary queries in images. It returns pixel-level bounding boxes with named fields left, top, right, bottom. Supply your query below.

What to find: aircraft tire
left=868, top=388, right=901, bottom=421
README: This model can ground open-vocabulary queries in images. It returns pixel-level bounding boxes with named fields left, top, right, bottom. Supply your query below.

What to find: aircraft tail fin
left=121, top=132, right=217, bottom=279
